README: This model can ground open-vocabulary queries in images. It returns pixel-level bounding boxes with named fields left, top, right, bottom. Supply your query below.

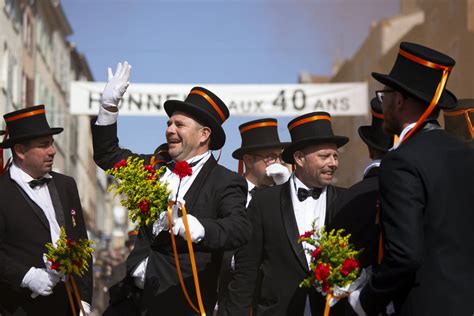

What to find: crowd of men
left=0, top=41, right=473, bottom=316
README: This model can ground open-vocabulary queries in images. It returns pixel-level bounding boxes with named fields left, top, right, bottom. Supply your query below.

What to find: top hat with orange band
left=443, top=99, right=474, bottom=144
left=372, top=42, right=457, bottom=109
left=358, top=97, right=393, bottom=153
left=164, top=86, right=229, bottom=150
left=0, top=105, right=63, bottom=148
left=282, top=111, right=349, bottom=164
left=232, top=118, right=289, bottom=159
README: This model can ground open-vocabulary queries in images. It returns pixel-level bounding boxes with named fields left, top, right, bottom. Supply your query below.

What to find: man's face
left=244, top=147, right=284, bottom=187
left=294, top=143, right=339, bottom=188
left=381, top=86, right=401, bottom=135
left=166, top=111, right=210, bottom=161
left=15, top=135, right=56, bottom=178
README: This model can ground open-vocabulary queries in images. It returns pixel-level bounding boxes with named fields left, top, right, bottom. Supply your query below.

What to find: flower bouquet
left=44, top=227, right=94, bottom=316
left=299, top=226, right=364, bottom=315
left=106, top=156, right=170, bottom=226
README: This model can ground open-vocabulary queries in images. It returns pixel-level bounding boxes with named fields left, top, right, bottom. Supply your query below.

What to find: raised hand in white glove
left=101, top=61, right=132, bottom=110
left=172, top=214, right=205, bottom=243
left=21, top=267, right=61, bottom=298
left=265, top=163, right=291, bottom=185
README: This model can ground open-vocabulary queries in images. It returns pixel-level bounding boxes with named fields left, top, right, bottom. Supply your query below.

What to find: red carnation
left=300, top=231, right=314, bottom=239
left=138, top=200, right=149, bottom=214
left=322, top=281, right=330, bottom=293
left=311, top=246, right=321, bottom=259
left=173, top=161, right=193, bottom=179
left=340, top=258, right=359, bottom=276
left=144, top=165, right=155, bottom=174
left=66, top=239, right=76, bottom=249
left=113, top=159, right=127, bottom=169
left=314, top=262, right=330, bottom=282
left=50, top=260, right=60, bottom=271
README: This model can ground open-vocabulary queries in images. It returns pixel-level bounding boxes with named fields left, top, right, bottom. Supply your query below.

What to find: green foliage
left=45, top=227, right=94, bottom=277
left=298, top=226, right=361, bottom=293
left=106, top=156, right=170, bottom=226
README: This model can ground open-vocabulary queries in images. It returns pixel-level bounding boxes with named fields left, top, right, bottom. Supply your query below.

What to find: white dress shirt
left=246, top=179, right=256, bottom=207
left=290, top=173, right=328, bottom=316
left=9, top=163, right=60, bottom=244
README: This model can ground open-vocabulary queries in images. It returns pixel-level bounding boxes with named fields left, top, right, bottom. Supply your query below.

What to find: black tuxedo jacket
left=0, top=170, right=92, bottom=315
left=329, top=167, right=380, bottom=268
left=359, top=125, right=474, bottom=316
left=91, top=121, right=251, bottom=315
left=226, top=181, right=347, bottom=316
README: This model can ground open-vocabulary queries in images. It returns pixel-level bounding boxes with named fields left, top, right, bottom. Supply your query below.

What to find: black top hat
left=358, top=98, right=393, bottom=153
left=232, top=118, right=290, bottom=160
left=372, top=42, right=457, bottom=109
left=164, top=87, right=229, bottom=150
left=282, top=112, right=349, bottom=164
left=0, top=105, right=63, bottom=148
left=443, top=99, right=474, bottom=142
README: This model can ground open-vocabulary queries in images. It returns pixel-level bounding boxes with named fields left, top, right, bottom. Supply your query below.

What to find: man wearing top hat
left=91, top=62, right=250, bottom=315
left=0, top=105, right=92, bottom=315
left=348, top=42, right=474, bottom=316
left=330, top=98, right=393, bottom=270
left=226, top=112, right=349, bottom=315
left=443, top=98, right=473, bottom=148
left=217, top=118, right=290, bottom=314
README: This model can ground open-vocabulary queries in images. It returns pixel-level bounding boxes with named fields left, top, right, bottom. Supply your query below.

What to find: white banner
left=70, top=82, right=368, bottom=116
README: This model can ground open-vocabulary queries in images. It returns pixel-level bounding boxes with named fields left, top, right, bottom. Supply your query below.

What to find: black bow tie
left=297, top=187, right=322, bottom=202
left=249, top=187, right=257, bottom=197
left=167, top=158, right=203, bottom=171
left=29, top=177, right=50, bottom=188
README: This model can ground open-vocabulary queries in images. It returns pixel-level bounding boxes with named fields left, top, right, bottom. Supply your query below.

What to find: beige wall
left=328, top=0, right=473, bottom=187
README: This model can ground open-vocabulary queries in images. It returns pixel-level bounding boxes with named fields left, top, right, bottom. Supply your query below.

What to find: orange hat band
left=239, top=122, right=277, bottom=134
left=5, top=109, right=46, bottom=123
left=372, top=110, right=384, bottom=119
left=445, top=108, right=474, bottom=138
left=288, top=115, right=331, bottom=131
left=190, top=90, right=226, bottom=122
left=399, top=49, right=453, bottom=71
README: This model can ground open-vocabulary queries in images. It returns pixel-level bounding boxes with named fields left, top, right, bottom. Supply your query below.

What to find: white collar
left=10, top=162, right=52, bottom=183
left=390, top=122, right=416, bottom=151
left=363, top=159, right=381, bottom=177
left=246, top=179, right=256, bottom=192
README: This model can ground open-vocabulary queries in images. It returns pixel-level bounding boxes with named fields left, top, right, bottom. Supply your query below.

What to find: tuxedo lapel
left=324, top=186, right=338, bottom=226
left=10, top=178, right=50, bottom=231
left=280, top=182, right=308, bottom=272
left=183, top=155, right=217, bottom=213
left=47, top=177, right=66, bottom=228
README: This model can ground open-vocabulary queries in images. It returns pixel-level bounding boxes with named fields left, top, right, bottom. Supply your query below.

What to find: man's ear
left=13, top=144, right=26, bottom=161
left=199, top=126, right=212, bottom=145
left=293, top=150, right=305, bottom=168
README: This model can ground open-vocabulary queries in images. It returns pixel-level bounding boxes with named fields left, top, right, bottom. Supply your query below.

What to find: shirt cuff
left=81, top=301, right=91, bottom=314
left=20, top=267, right=35, bottom=288
left=349, top=290, right=367, bottom=316
left=95, top=103, right=119, bottom=126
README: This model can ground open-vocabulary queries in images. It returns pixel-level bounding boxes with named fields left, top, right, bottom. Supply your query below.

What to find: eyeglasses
left=375, top=89, right=396, bottom=102
left=252, top=153, right=282, bottom=165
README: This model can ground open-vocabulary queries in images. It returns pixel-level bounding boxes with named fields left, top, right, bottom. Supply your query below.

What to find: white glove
left=265, top=163, right=291, bottom=185
left=21, top=267, right=61, bottom=298
left=172, top=214, right=205, bottom=243
left=79, top=301, right=91, bottom=316
left=101, top=61, right=132, bottom=109
left=348, top=290, right=367, bottom=316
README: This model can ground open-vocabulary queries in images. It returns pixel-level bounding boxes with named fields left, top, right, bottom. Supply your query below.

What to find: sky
left=61, top=0, right=399, bottom=170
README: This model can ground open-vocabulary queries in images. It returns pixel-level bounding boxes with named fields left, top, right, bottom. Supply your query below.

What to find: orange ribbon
left=167, top=201, right=206, bottom=315
left=371, top=110, right=384, bottom=120
left=445, top=108, right=474, bottom=138
left=239, top=121, right=277, bottom=134
left=4, top=109, right=45, bottom=122
left=190, top=89, right=226, bottom=123
left=397, top=49, right=452, bottom=144
left=238, top=160, right=244, bottom=175
left=288, top=115, right=331, bottom=131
